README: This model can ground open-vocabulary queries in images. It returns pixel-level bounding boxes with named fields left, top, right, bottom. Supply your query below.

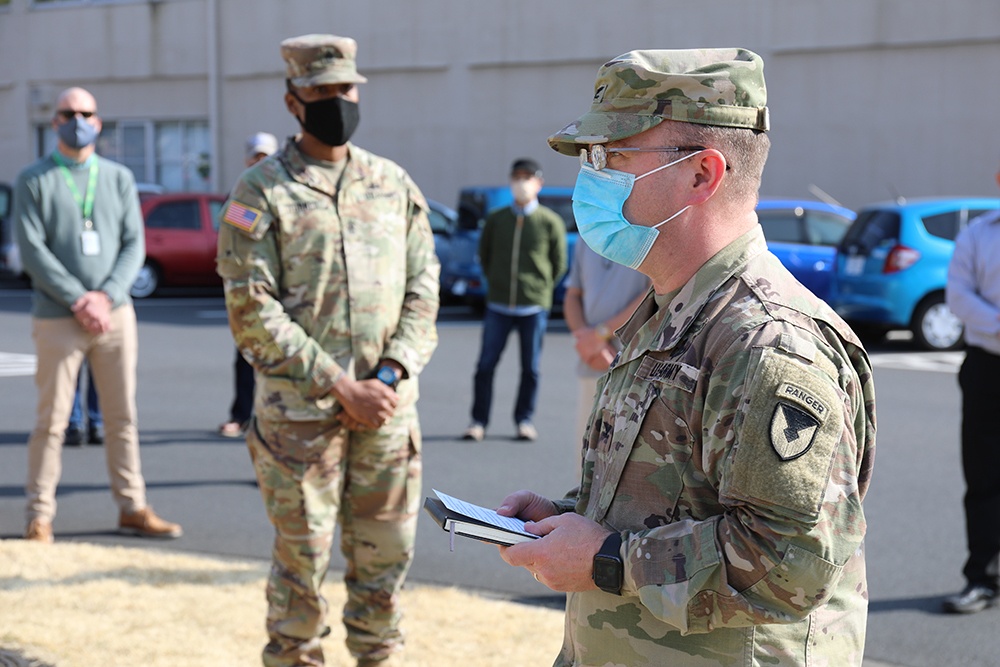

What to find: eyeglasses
left=579, top=144, right=706, bottom=171
left=56, top=109, right=96, bottom=121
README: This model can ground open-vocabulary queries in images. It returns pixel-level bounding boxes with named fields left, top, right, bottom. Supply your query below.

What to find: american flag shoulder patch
left=222, top=200, right=264, bottom=233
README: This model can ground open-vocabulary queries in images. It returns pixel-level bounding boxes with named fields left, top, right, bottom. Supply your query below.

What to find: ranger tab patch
left=222, top=200, right=264, bottom=233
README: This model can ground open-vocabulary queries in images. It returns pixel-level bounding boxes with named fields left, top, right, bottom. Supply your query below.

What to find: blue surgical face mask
left=572, top=150, right=703, bottom=270
left=57, top=116, right=100, bottom=149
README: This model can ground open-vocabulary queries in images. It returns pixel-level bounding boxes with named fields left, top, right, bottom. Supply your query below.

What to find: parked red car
left=131, top=192, right=227, bottom=298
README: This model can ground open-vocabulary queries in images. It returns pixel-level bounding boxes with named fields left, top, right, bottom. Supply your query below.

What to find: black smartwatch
left=376, top=365, right=401, bottom=390
left=592, top=531, right=624, bottom=596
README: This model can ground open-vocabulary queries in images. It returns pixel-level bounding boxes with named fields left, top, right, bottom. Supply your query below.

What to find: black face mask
left=292, top=92, right=360, bottom=147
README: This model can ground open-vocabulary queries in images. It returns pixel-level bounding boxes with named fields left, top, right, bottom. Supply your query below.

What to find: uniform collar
left=278, top=137, right=373, bottom=198
left=617, top=225, right=769, bottom=361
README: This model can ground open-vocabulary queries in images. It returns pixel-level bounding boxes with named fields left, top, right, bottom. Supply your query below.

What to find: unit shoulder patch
left=770, top=402, right=819, bottom=460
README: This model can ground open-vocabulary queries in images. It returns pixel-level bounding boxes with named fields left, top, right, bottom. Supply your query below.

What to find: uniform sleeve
left=101, top=170, right=145, bottom=305
left=619, top=325, right=875, bottom=634
left=13, top=171, right=88, bottom=308
left=215, top=173, right=348, bottom=399
left=381, top=178, right=441, bottom=377
left=946, top=224, right=1000, bottom=335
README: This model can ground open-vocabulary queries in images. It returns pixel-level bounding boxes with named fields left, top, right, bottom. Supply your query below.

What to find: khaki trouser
left=26, top=306, right=146, bottom=522
left=248, top=406, right=421, bottom=667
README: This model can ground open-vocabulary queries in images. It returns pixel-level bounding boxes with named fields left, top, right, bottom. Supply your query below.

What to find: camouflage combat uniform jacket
left=215, top=140, right=440, bottom=421
left=556, top=226, right=876, bottom=667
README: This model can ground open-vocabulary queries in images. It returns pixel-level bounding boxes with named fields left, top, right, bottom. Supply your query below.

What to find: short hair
left=510, top=158, right=542, bottom=178
left=669, top=122, right=770, bottom=203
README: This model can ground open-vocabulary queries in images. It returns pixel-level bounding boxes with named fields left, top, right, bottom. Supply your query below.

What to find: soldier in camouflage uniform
left=216, top=34, right=439, bottom=667
left=498, top=49, right=876, bottom=666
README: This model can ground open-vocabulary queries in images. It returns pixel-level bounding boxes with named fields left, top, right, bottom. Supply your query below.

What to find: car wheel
left=912, top=295, right=964, bottom=351
left=130, top=262, right=160, bottom=299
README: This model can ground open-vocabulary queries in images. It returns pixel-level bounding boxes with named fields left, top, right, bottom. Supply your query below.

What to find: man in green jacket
left=462, top=158, right=567, bottom=442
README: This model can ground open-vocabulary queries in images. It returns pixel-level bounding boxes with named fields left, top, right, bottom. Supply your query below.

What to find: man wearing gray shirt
left=563, top=240, right=649, bottom=458
left=14, top=87, right=181, bottom=544
left=944, top=189, right=1000, bottom=613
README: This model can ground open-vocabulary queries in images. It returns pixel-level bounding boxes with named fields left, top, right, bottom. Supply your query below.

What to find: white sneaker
left=462, top=423, right=485, bottom=442
left=516, top=422, right=537, bottom=441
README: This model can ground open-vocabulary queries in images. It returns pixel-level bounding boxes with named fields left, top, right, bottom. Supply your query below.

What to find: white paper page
left=433, top=489, right=536, bottom=537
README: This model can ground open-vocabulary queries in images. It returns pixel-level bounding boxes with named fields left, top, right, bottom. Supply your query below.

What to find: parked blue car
left=426, top=198, right=457, bottom=267
left=440, top=185, right=576, bottom=310
left=756, top=198, right=855, bottom=303
left=834, top=197, right=1000, bottom=351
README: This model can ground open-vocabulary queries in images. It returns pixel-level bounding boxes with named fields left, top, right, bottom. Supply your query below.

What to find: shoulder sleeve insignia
left=770, top=402, right=820, bottom=460
left=222, top=200, right=264, bottom=233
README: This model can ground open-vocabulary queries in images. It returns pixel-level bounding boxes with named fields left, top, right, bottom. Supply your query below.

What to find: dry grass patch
left=0, top=540, right=563, bottom=666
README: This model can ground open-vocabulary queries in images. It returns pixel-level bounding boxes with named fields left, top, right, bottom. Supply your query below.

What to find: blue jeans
left=471, top=308, right=547, bottom=427
left=68, top=364, right=102, bottom=430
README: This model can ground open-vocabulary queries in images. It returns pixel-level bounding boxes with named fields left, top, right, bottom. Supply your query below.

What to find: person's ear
left=284, top=92, right=302, bottom=120
left=689, top=150, right=727, bottom=204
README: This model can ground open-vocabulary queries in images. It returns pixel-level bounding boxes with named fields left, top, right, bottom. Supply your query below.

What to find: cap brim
left=547, top=111, right=663, bottom=156
left=290, top=71, right=368, bottom=87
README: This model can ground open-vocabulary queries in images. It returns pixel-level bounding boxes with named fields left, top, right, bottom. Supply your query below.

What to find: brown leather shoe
left=24, top=518, right=53, bottom=543
left=119, top=506, right=183, bottom=539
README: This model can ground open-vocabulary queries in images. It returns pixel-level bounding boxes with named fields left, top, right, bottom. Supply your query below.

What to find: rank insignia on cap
left=222, top=200, right=263, bottom=233
left=770, top=402, right=819, bottom=461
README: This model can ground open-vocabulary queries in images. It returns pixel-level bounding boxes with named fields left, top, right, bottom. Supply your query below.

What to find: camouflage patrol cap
left=280, top=34, right=368, bottom=87
left=547, top=48, right=769, bottom=156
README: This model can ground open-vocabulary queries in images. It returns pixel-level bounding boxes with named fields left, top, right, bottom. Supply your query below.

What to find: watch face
left=593, top=555, right=623, bottom=594
left=377, top=366, right=398, bottom=386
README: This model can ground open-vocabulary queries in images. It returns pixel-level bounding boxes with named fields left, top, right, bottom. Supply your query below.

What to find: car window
left=427, top=207, right=452, bottom=235
left=145, top=200, right=200, bottom=230
left=921, top=210, right=960, bottom=241
left=757, top=210, right=803, bottom=243
left=841, top=209, right=900, bottom=254
left=968, top=208, right=997, bottom=225
left=457, top=191, right=488, bottom=231
left=539, top=195, right=577, bottom=233
left=805, top=211, right=852, bottom=246
left=209, top=200, right=224, bottom=232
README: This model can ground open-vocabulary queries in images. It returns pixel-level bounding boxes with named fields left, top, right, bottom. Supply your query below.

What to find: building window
left=37, top=118, right=211, bottom=192
left=156, top=121, right=212, bottom=192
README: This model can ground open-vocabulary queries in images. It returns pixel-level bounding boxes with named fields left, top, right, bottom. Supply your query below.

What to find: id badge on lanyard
left=53, top=152, right=100, bottom=256
left=81, top=221, right=100, bottom=256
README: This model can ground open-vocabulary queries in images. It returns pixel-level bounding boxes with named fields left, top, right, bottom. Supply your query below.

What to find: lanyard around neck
left=52, top=151, right=99, bottom=225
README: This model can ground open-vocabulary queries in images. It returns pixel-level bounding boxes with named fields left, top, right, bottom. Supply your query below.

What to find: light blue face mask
left=572, top=150, right=703, bottom=270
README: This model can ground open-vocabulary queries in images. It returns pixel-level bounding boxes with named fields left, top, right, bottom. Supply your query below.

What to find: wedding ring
left=533, top=572, right=540, bottom=582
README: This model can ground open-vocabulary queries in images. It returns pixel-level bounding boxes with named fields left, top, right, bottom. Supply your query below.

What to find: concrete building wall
left=0, top=0, right=998, bottom=210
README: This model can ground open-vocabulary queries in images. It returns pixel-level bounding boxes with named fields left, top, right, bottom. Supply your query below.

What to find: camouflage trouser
left=246, top=406, right=421, bottom=667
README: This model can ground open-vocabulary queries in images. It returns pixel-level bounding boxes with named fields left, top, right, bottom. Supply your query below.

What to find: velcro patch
left=722, top=346, right=845, bottom=520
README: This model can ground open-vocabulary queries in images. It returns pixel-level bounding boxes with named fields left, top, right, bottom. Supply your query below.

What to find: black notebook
left=423, top=489, right=539, bottom=548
